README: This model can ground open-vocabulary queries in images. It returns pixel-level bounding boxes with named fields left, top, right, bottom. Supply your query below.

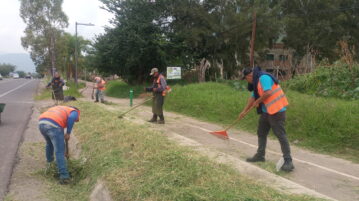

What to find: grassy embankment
left=40, top=101, right=320, bottom=201
left=106, top=81, right=359, bottom=162
left=35, top=81, right=86, bottom=100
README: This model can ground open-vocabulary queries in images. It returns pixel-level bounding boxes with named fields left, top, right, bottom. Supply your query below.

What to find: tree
left=16, top=71, right=27, bottom=78
left=19, top=0, right=68, bottom=75
left=56, top=32, right=90, bottom=80
left=0, top=63, right=16, bottom=76
left=96, top=0, right=170, bottom=83
left=94, top=0, right=283, bottom=83
left=281, top=0, right=359, bottom=62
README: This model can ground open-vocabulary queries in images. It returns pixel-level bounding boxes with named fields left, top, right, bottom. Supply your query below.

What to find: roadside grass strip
left=38, top=101, right=322, bottom=201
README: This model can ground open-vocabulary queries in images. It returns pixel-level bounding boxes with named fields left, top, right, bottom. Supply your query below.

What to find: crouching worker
left=240, top=67, right=294, bottom=172
left=38, top=106, right=80, bottom=184
left=145, top=68, right=167, bottom=124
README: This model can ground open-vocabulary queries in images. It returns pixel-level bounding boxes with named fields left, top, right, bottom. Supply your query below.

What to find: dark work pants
left=152, top=93, right=164, bottom=116
left=256, top=111, right=292, bottom=159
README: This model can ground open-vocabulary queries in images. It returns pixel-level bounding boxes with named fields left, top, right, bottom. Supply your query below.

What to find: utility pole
left=250, top=11, right=257, bottom=68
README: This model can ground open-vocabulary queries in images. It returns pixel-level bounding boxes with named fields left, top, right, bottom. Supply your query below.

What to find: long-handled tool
left=51, top=89, right=58, bottom=105
left=65, top=139, right=69, bottom=160
left=91, top=86, right=95, bottom=100
left=209, top=105, right=256, bottom=139
left=118, top=97, right=153, bottom=118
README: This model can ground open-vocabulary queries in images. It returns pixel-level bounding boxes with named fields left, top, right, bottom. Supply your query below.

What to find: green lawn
left=107, top=81, right=359, bottom=162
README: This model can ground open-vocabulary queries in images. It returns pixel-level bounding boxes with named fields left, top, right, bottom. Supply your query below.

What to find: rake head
left=209, top=130, right=229, bottom=139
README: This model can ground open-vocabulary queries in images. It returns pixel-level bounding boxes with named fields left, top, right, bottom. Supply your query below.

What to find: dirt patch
left=5, top=103, right=50, bottom=201
left=90, top=180, right=113, bottom=201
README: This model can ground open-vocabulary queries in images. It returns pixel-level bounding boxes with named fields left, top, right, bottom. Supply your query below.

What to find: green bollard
left=129, top=89, right=133, bottom=106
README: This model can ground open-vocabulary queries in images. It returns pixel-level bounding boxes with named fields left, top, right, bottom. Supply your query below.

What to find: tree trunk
left=50, top=32, right=56, bottom=76
left=197, top=58, right=210, bottom=82
left=217, top=59, right=224, bottom=79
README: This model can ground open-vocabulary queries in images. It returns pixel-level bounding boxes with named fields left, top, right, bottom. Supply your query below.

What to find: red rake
left=209, top=119, right=239, bottom=139
left=210, top=105, right=255, bottom=139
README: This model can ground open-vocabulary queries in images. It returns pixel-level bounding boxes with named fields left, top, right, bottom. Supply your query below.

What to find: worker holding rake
left=38, top=106, right=80, bottom=184
left=240, top=67, right=294, bottom=172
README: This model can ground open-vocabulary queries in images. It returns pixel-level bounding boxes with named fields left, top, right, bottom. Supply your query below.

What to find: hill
left=0, top=53, right=35, bottom=73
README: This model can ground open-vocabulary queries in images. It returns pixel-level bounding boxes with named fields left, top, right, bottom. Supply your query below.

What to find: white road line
left=0, top=80, right=33, bottom=98
left=184, top=123, right=359, bottom=182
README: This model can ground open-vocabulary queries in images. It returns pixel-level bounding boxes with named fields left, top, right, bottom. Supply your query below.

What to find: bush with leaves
left=286, top=62, right=359, bottom=100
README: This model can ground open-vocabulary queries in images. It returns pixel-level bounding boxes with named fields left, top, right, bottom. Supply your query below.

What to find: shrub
left=286, top=62, right=359, bottom=100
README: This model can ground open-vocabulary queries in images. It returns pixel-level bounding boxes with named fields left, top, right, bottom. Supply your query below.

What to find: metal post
left=130, top=89, right=133, bottom=106
left=75, top=22, right=78, bottom=87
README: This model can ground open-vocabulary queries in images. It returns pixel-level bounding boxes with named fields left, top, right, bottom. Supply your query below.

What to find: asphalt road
left=0, top=78, right=39, bottom=200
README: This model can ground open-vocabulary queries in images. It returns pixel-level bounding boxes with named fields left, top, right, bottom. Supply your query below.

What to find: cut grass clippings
left=41, top=101, right=322, bottom=201
left=106, top=81, right=359, bottom=163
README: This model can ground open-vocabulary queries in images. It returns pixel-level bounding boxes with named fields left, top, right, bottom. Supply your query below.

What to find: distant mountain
left=0, top=53, right=36, bottom=73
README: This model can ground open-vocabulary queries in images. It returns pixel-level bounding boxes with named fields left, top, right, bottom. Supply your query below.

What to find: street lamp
left=75, top=22, right=94, bottom=87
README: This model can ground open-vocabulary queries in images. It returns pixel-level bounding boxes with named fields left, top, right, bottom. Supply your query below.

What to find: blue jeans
left=39, top=123, right=70, bottom=179
left=96, top=89, right=104, bottom=102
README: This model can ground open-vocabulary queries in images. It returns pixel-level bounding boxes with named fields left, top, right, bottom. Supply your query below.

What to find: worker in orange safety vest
left=145, top=68, right=168, bottom=124
left=38, top=106, right=80, bottom=184
left=93, top=76, right=106, bottom=103
left=239, top=67, right=294, bottom=172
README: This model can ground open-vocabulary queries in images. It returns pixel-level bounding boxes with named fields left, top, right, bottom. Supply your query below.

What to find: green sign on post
left=129, top=89, right=133, bottom=106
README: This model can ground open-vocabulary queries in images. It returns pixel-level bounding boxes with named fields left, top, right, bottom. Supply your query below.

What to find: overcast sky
left=0, top=0, right=113, bottom=54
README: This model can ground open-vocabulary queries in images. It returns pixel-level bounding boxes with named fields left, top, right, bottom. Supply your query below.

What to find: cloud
left=0, top=0, right=113, bottom=54
left=0, top=0, right=27, bottom=53
left=63, top=0, right=114, bottom=41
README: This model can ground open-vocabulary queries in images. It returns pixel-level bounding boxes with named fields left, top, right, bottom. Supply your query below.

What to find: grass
left=105, top=80, right=147, bottom=98
left=35, top=81, right=86, bottom=100
left=40, top=101, right=322, bottom=201
left=106, top=81, right=359, bottom=163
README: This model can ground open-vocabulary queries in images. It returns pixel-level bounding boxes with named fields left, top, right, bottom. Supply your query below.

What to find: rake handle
left=65, top=139, right=69, bottom=159
left=118, top=97, right=153, bottom=117
left=224, top=104, right=256, bottom=131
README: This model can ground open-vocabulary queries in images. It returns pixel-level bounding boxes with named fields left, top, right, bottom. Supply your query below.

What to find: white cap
left=150, top=68, right=158, bottom=76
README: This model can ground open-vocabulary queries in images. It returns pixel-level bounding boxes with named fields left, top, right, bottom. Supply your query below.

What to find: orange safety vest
left=257, top=82, right=288, bottom=114
left=39, top=106, right=79, bottom=128
left=95, top=77, right=106, bottom=91
left=156, top=75, right=171, bottom=96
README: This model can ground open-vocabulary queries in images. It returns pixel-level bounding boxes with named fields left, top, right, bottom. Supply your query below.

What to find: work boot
left=281, top=158, right=295, bottom=172
left=246, top=154, right=265, bottom=162
left=148, top=114, right=157, bottom=123
left=158, top=115, right=165, bottom=124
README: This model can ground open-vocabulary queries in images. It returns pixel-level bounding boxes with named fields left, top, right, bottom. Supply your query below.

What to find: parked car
left=13, top=73, right=19, bottom=79
left=0, top=74, right=2, bottom=80
left=25, top=75, right=32, bottom=79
